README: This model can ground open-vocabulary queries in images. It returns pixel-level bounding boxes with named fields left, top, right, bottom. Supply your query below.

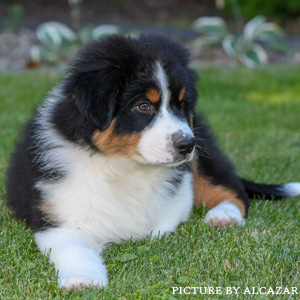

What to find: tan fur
left=146, top=88, right=160, bottom=103
left=39, top=202, right=60, bottom=223
left=179, top=88, right=186, bottom=102
left=192, top=159, right=246, bottom=216
left=92, top=120, right=141, bottom=156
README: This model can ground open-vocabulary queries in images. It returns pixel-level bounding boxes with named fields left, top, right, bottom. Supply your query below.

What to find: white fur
left=35, top=228, right=108, bottom=289
left=155, top=61, right=170, bottom=109
left=204, top=201, right=245, bottom=226
left=36, top=151, right=193, bottom=246
left=137, top=110, right=194, bottom=165
left=282, top=182, right=300, bottom=197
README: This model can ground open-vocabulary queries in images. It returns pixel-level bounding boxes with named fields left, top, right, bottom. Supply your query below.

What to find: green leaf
left=192, top=17, right=227, bottom=36
left=78, top=26, right=94, bottom=44
left=193, top=34, right=223, bottom=47
left=116, top=253, right=137, bottom=262
left=107, top=263, right=116, bottom=270
left=241, top=43, right=267, bottom=68
left=222, top=34, right=238, bottom=58
left=41, top=26, right=62, bottom=48
left=255, top=22, right=285, bottom=41
left=52, top=22, right=76, bottom=42
left=91, top=24, right=120, bottom=40
left=267, top=39, right=296, bottom=52
left=243, top=15, right=266, bottom=42
left=37, top=22, right=76, bottom=48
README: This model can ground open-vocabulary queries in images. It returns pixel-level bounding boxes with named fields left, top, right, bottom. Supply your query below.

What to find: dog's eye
left=136, top=102, right=152, bottom=113
left=179, top=100, right=185, bottom=108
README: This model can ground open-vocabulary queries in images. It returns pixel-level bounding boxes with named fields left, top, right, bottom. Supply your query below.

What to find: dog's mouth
left=133, top=148, right=195, bottom=167
left=160, top=158, right=188, bottom=167
left=164, top=150, right=195, bottom=167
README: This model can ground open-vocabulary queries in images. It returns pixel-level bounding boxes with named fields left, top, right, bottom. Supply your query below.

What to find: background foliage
left=224, top=0, right=300, bottom=20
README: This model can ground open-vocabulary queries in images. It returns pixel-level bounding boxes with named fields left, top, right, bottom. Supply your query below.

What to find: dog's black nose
left=173, top=135, right=195, bottom=155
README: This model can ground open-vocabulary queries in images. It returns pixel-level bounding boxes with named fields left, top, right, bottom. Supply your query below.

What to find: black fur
left=62, top=34, right=196, bottom=136
left=193, top=114, right=250, bottom=213
left=6, top=121, right=57, bottom=229
left=241, top=179, right=291, bottom=200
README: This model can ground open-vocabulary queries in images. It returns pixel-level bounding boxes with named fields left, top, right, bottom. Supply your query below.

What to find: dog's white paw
left=204, top=201, right=245, bottom=227
left=59, top=272, right=108, bottom=290
left=35, top=228, right=109, bottom=290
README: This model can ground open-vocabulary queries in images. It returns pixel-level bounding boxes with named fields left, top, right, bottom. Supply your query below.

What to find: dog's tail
left=241, top=179, right=300, bottom=200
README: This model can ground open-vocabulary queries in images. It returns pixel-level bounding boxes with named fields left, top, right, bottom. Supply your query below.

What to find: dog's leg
left=193, top=115, right=249, bottom=226
left=152, top=172, right=194, bottom=237
left=35, top=228, right=108, bottom=290
left=193, top=172, right=247, bottom=226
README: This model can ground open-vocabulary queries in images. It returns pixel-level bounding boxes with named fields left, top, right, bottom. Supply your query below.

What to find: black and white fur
left=6, top=34, right=300, bottom=289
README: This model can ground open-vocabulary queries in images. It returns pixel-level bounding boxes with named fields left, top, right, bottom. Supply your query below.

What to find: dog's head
left=63, top=34, right=197, bottom=166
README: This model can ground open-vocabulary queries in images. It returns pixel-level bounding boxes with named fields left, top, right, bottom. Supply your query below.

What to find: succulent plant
left=192, top=15, right=286, bottom=68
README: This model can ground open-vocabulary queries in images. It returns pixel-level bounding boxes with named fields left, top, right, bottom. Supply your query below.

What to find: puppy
left=6, top=34, right=300, bottom=290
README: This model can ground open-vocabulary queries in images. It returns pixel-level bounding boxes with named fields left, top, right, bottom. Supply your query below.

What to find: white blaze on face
left=155, top=61, right=170, bottom=108
left=137, top=61, right=194, bottom=165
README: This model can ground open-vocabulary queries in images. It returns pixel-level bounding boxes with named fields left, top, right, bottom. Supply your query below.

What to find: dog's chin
left=161, top=158, right=188, bottom=167
left=132, top=151, right=194, bottom=167
left=164, top=152, right=195, bottom=167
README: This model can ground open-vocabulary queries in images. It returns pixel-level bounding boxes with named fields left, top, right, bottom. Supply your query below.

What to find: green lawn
left=0, top=66, right=299, bottom=299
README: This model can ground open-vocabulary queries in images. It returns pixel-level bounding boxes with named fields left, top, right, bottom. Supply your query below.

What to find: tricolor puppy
left=6, top=35, right=300, bottom=290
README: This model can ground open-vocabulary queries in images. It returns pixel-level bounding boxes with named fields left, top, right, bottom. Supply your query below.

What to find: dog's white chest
left=37, top=151, right=193, bottom=248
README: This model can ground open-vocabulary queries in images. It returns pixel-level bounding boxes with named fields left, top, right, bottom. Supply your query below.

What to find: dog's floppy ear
left=70, top=68, right=119, bottom=132
left=64, top=37, right=135, bottom=131
left=65, top=66, right=119, bottom=132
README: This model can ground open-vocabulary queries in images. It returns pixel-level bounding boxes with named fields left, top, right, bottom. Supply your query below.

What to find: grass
left=0, top=66, right=300, bottom=299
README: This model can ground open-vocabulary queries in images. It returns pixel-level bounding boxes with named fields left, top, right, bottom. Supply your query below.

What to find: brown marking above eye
left=179, top=88, right=186, bottom=102
left=146, top=88, right=160, bottom=103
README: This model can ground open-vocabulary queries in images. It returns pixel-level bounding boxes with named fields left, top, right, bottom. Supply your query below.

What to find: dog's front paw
left=59, top=272, right=109, bottom=290
left=204, top=201, right=245, bottom=227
